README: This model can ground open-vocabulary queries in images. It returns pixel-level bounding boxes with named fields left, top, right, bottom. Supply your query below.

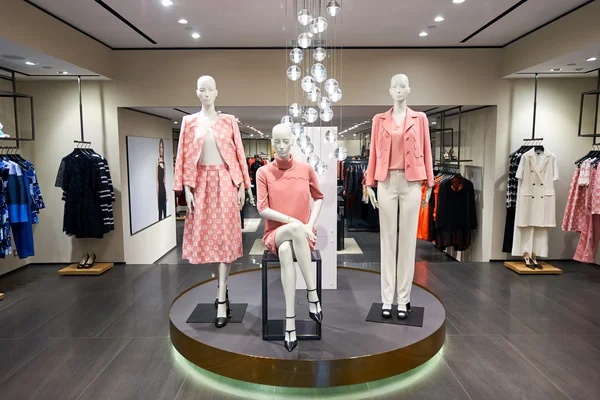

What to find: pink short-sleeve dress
left=256, top=155, right=324, bottom=255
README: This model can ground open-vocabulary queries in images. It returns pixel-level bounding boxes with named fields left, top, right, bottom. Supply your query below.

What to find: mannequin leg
left=216, top=262, right=231, bottom=319
left=377, top=174, right=399, bottom=308
left=278, top=241, right=297, bottom=342
left=275, top=222, right=321, bottom=315
left=396, top=176, right=421, bottom=311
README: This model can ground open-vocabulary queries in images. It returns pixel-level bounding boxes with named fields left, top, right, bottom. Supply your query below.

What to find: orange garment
left=417, top=185, right=429, bottom=240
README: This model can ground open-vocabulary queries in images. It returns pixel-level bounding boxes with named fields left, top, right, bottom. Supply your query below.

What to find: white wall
left=500, top=77, right=600, bottom=261
left=338, top=139, right=362, bottom=157
left=118, top=109, right=177, bottom=264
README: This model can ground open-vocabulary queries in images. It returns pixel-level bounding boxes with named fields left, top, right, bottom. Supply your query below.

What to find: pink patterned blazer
left=173, top=113, right=251, bottom=191
left=366, top=107, right=435, bottom=187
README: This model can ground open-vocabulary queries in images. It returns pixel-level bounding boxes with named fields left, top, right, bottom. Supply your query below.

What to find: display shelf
left=58, top=262, right=114, bottom=276
left=504, top=261, right=562, bottom=275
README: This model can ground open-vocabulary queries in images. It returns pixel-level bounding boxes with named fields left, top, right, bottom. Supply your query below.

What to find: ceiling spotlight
left=174, top=121, right=178, bottom=124
left=419, top=31, right=428, bottom=37
left=161, top=0, right=174, bottom=6
left=178, top=19, right=188, bottom=24
left=25, top=61, right=38, bottom=66
left=42, top=66, right=52, bottom=69
left=57, top=71, right=68, bottom=75
left=586, top=57, right=597, bottom=62
left=434, top=16, right=445, bottom=22
left=191, top=32, right=201, bottom=39
left=250, top=134, right=254, bottom=137
left=453, top=0, right=466, bottom=3
left=551, top=68, right=562, bottom=72
left=326, top=0, right=340, bottom=17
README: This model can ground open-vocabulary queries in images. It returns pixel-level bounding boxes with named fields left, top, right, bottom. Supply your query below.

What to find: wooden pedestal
left=504, top=261, right=562, bottom=275
left=58, top=262, right=114, bottom=276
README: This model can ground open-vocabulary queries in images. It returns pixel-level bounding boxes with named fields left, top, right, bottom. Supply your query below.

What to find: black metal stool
left=261, top=250, right=322, bottom=341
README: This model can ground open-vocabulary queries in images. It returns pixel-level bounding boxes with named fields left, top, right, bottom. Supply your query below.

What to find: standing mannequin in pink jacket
left=173, top=75, right=254, bottom=328
left=257, top=123, right=324, bottom=352
left=365, top=74, right=435, bottom=320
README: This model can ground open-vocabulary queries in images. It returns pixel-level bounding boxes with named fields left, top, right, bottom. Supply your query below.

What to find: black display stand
left=366, top=303, right=425, bottom=327
left=261, top=250, right=322, bottom=341
left=186, top=303, right=248, bottom=323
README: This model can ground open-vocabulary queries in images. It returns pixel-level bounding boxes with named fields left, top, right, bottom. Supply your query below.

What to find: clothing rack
left=0, top=67, right=36, bottom=147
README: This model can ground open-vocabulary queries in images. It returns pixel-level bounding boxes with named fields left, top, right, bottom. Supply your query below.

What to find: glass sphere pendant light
left=287, top=65, right=301, bottom=81
left=324, top=78, right=339, bottom=95
left=311, top=63, right=327, bottom=83
left=289, top=48, right=303, bottom=64
left=298, top=33, right=311, bottom=49
left=289, top=103, right=302, bottom=118
left=327, top=0, right=340, bottom=17
left=301, top=76, right=316, bottom=92
left=313, top=47, right=326, bottom=62
left=297, top=9, right=313, bottom=26
left=304, top=107, right=318, bottom=123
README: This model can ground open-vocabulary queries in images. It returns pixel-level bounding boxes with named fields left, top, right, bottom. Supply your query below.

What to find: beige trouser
left=378, top=170, right=422, bottom=308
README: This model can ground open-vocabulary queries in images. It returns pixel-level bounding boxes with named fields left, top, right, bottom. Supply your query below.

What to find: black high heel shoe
left=214, top=287, right=229, bottom=308
left=77, top=253, right=89, bottom=269
left=306, top=289, right=322, bottom=324
left=82, top=253, right=96, bottom=269
left=215, top=299, right=231, bottom=328
left=284, top=316, right=298, bottom=352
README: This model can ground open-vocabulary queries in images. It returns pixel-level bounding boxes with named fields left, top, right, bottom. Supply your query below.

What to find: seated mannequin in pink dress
left=257, top=123, right=324, bottom=352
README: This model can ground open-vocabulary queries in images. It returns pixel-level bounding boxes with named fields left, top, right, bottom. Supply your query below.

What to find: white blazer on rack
left=515, top=148, right=559, bottom=228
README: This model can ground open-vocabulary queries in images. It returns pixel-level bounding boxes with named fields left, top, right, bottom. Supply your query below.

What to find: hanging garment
left=502, top=150, right=525, bottom=252
left=3, top=161, right=34, bottom=258
left=562, top=168, right=587, bottom=233
left=343, top=160, right=379, bottom=230
left=257, top=155, right=324, bottom=255
left=572, top=168, right=600, bottom=263
left=435, top=177, right=478, bottom=251
left=515, top=149, right=559, bottom=228
left=56, top=149, right=115, bottom=238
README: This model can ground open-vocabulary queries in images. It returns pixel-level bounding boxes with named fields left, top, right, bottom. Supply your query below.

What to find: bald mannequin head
left=196, top=75, right=218, bottom=107
left=272, top=123, right=294, bottom=159
left=389, top=74, right=411, bottom=103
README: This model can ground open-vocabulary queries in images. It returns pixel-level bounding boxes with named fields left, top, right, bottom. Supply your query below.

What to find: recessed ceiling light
left=419, top=31, right=428, bottom=37
left=161, top=0, right=174, bottom=6
left=25, top=61, right=38, bottom=66
left=567, top=63, right=576, bottom=66
left=434, top=16, right=445, bottom=22
left=250, top=134, right=254, bottom=137
left=42, top=66, right=52, bottom=69
left=174, top=121, right=178, bottom=124
left=57, top=71, right=68, bottom=75
left=191, top=32, right=201, bottom=39
left=586, top=57, right=597, bottom=62
left=453, top=0, right=466, bottom=3
left=551, top=68, right=562, bottom=72
left=178, top=19, right=188, bottom=24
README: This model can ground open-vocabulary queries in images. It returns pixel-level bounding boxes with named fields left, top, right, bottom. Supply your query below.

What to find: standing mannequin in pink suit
left=257, top=123, right=324, bottom=352
left=365, top=74, right=435, bottom=320
left=173, top=75, right=254, bottom=328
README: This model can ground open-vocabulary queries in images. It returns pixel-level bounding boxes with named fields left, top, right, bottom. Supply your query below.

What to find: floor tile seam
left=518, top=290, right=600, bottom=330
left=94, top=285, right=156, bottom=338
left=0, top=337, right=57, bottom=386
left=575, top=334, right=600, bottom=354
left=461, top=261, right=517, bottom=291
left=0, top=291, right=34, bottom=312
left=467, top=289, right=536, bottom=334
left=19, top=291, right=91, bottom=338
left=74, top=337, right=133, bottom=400
left=441, top=356, right=474, bottom=400
left=444, top=316, right=463, bottom=335
left=499, top=335, right=575, bottom=400
left=172, top=358, right=192, bottom=400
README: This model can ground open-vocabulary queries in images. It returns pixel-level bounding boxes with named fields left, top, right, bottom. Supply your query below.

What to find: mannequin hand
left=247, top=189, right=256, bottom=207
left=303, top=224, right=317, bottom=243
left=237, top=185, right=245, bottom=210
left=184, top=189, right=195, bottom=211
left=366, top=186, right=379, bottom=209
left=422, top=187, right=433, bottom=208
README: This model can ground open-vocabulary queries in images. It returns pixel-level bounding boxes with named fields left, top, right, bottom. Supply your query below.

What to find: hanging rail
left=577, top=71, right=600, bottom=144
left=0, top=68, right=36, bottom=146
left=73, top=76, right=91, bottom=145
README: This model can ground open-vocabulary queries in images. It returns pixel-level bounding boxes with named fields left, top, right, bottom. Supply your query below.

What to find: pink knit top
left=389, top=115, right=406, bottom=170
left=257, top=154, right=324, bottom=254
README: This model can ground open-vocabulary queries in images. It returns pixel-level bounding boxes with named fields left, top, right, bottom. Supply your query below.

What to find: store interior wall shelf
left=58, top=263, right=114, bottom=276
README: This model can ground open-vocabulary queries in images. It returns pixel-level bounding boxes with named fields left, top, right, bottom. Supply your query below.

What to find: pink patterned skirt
left=182, top=164, right=243, bottom=264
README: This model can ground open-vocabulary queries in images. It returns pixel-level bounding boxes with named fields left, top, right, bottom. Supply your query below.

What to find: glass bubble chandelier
left=284, top=0, right=343, bottom=173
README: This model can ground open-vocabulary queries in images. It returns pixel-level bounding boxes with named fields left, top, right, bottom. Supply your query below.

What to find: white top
left=199, top=126, right=225, bottom=165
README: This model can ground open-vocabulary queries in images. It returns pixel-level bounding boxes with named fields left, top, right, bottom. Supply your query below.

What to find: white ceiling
left=134, top=105, right=485, bottom=139
left=26, top=0, right=591, bottom=48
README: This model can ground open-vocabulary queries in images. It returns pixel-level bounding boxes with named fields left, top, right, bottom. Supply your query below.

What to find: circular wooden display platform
left=169, top=267, right=446, bottom=388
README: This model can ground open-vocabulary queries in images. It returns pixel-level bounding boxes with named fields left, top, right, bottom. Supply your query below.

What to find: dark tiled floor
left=1, top=211, right=600, bottom=399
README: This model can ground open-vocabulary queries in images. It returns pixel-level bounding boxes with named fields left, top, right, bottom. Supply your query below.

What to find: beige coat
left=515, top=149, right=559, bottom=227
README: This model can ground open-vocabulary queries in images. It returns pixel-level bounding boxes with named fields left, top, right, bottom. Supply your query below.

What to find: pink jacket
left=173, top=113, right=251, bottom=191
left=366, top=107, right=435, bottom=187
